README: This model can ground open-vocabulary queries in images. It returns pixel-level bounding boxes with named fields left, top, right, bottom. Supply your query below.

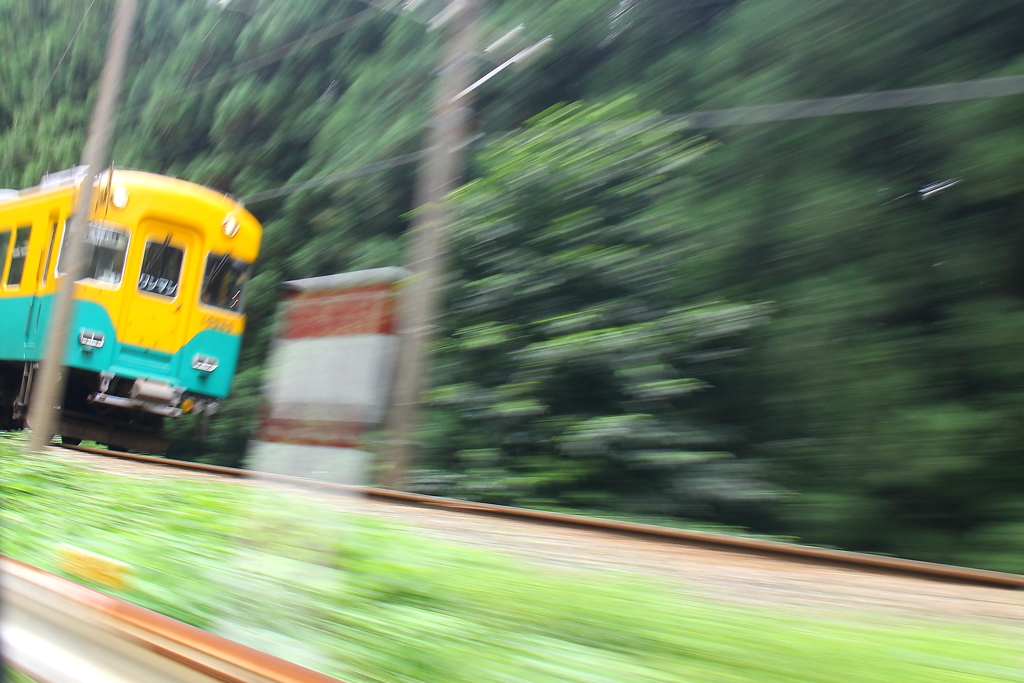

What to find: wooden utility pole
left=382, top=0, right=479, bottom=488
left=28, top=0, right=137, bottom=451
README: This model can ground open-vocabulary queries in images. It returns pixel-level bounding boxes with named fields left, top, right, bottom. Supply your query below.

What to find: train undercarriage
left=0, top=361, right=216, bottom=453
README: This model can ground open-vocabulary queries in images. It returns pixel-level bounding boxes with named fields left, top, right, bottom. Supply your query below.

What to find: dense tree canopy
left=421, top=101, right=772, bottom=522
left=3, top=0, right=1024, bottom=571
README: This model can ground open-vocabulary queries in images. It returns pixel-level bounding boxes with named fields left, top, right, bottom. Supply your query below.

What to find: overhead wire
left=110, top=0, right=451, bottom=162
left=115, top=0, right=537, bottom=130
left=114, top=3, right=380, bottom=128
left=9, top=0, right=98, bottom=135
left=110, top=1, right=388, bottom=162
left=670, top=74, right=1024, bottom=127
left=180, top=5, right=378, bottom=96
left=40, top=0, right=100, bottom=108
left=38, top=1, right=1024, bottom=207
left=52, top=0, right=536, bottom=176
left=240, top=72, right=1024, bottom=205
left=242, top=149, right=429, bottom=204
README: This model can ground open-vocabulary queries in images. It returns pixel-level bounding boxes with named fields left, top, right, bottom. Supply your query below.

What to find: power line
left=240, top=73, right=1024, bottom=205
left=241, top=149, right=429, bottom=204
left=111, top=0, right=442, bottom=157
left=13, top=0, right=98, bottom=132
left=181, top=6, right=377, bottom=96
left=115, top=3, right=378, bottom=130
left=675, top=74, right=1024, bottom=127
left=105, top=0, right=544, bottom=167
left=118, top=0, right=533, bottom=126
left=110, top=2, right=387, bottom=160
left=42, top=0, right=99, bottom=102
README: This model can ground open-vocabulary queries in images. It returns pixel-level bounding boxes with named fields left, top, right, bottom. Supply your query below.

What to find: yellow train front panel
left=0, top=169, right=262, bottom=400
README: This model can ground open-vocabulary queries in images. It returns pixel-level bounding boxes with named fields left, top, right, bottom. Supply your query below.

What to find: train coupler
left=88, top=377, right=185, bottom=417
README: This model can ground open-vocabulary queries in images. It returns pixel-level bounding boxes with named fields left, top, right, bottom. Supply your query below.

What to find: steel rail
left=1, top=555, right=344, bottom=683
left=59, top=444, right=1024, bottom=590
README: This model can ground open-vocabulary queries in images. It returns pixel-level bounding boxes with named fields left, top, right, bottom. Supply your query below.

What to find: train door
left=0, top=227, right=17, bottom=359
left=119, top=223, right=195, bottom=355
left=26, top=214, right=62, bottom=342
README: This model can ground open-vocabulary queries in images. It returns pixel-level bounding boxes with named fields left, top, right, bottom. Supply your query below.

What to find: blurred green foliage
left=418, top=101, right=775, bottom=525
left=4, top=439, right=1023, bottom=683
left=3, top=0, right=1024, bottom=570
left=6, top=669, right=38, bottom=683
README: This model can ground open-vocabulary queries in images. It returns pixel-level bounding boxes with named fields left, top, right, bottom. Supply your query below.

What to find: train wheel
left=60, top=435, right=82, bottom=446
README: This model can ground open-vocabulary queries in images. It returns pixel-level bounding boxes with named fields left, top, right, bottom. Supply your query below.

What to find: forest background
left=3, top=0, right=1024, bottom=572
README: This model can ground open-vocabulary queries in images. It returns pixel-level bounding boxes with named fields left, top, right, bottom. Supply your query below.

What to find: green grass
left=2, top=434, right=1022, bottom=683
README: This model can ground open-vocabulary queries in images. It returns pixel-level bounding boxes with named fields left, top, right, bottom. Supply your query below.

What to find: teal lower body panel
left=0, top=295, right=240, bottom=399
left=0, top=295, right=42, bottom=360
left=173, top=329, right=241, bottom=398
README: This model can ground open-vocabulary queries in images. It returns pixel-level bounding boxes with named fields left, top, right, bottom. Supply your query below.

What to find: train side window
left=39, top=219, right=59, bottom=286
left=57, top=222, right=130, bottom=285
left=200, top=252, right=250, bottom=313
left=0, top=229, right=10, bottom=282
left=138, top=238, right=183, bottom=299
left=6, top=226, right=31, bottom=287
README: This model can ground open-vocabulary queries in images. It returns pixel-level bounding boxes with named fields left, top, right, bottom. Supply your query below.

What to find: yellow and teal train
left=0, top=167, right=262, bottom=451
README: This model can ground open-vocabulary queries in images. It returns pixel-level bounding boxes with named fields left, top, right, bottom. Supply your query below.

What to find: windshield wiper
left=206, top=251, right=233, bottom=286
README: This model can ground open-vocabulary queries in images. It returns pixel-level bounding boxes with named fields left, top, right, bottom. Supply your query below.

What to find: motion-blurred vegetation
left=4, top=440, right=1023, bottom=683
left=3, top=0, right=1024, bottom=571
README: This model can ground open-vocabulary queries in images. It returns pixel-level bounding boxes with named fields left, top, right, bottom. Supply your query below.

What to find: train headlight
left=111, top=185, right=129, bottom=209
left=78, top=329, right=105, bottom=349
left=223, top=215, right=240, bottom=238
left=192, top=354, right=219, bottom=372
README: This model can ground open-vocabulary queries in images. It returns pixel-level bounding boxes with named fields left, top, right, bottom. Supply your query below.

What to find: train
left=0, top=167, right=262, bottom=452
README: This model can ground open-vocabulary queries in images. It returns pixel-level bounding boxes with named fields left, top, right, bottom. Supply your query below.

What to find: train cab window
left=6, top=226, right=31, bottom=287
left=200, top=253, right=250, bottom=313
left=138, top=238, right=183, bottom=298
left=57, top=222, right=130, bottom=285
left=0, top=229, right=9, bottom=280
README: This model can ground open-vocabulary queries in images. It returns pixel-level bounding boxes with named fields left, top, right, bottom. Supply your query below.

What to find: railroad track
left=59, top=443, right=1024, bottom=591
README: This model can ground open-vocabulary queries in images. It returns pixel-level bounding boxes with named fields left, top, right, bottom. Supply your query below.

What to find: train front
left=58, top=170, right=262, bottom=451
